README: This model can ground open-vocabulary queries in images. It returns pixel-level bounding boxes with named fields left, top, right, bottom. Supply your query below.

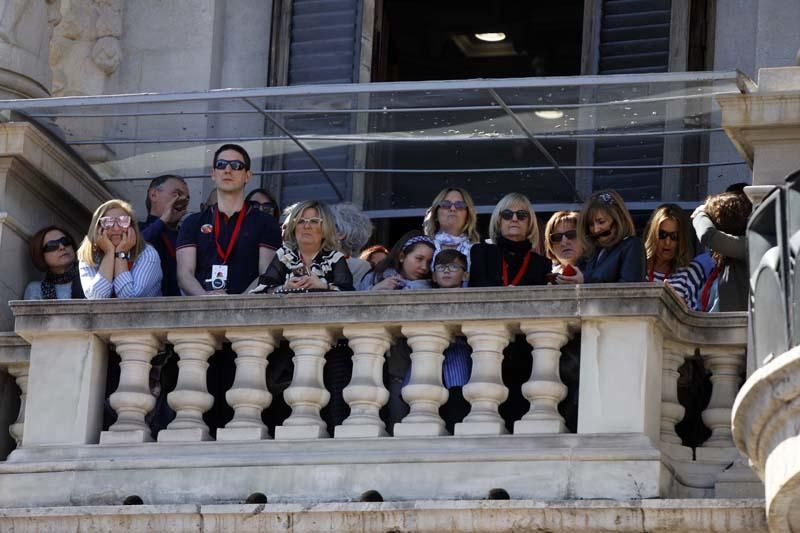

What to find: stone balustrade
left=4, top=284, right=750, bottom=507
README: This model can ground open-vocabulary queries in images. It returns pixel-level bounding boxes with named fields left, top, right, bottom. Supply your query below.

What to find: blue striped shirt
left=647, top=258, right=706, bottom=310
left=80, top=244, right=163, bottom=299
left=442, top=336, right=472, bottom=388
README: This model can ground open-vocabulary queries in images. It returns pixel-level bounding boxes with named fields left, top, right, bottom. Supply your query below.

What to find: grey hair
left=331, top=203, right=374, bottom=255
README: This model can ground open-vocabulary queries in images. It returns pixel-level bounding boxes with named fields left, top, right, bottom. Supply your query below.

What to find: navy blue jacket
left=583, top=236, right=645, bottom=283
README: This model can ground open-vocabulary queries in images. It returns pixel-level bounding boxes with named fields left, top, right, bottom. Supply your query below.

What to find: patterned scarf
left=277, top=245, right=345, bottom=289
left=40, top=262, right=84, bottom=300
left=433, top=231, right=474, bottom=268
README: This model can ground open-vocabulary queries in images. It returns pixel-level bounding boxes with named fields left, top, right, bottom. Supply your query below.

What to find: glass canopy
left=0, top=71, right=748, bottom=216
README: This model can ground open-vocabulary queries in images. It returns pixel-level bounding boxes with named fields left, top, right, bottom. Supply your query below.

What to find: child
left=358, top=230, right=435, bottom=291
left=430, top=249, right=473, bottom=433
left=560, top=190, right=645, bottom=284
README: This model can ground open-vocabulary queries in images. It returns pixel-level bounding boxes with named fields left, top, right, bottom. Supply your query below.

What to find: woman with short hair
left=331, top=203, right=374, bottom=287
left=77, top=199, right=162, bottom=298
left=469, top=192, right=550, bottom=287
left=422, top=187, right=480, bottom=266
left=24, top=225, right=85, bottom=300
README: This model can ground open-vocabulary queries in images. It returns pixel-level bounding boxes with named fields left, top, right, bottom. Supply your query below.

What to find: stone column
left=393, top=324, right=451, bottom=437
left=7, top=363, right=28, bottom=447
left=701, top=346, right=745, bottom=447
left=100, top=333, right=160, bottom=444
left=455, top=322, right=511, bottom=436
left=274, top=327, right=335, bottom=440
left=335, top=326, right=392, bottom=439
left=158, top=332, right=218, bottom=443
left=0, top=0, right=57, bottom=99
left=217, top=330, right=276, bottom=441
left=515, top=320, right=570, bottom=434
left=660, top=341, right=688, bottom=445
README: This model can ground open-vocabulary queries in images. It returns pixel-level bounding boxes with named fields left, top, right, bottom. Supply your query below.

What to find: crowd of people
left=22, top=143, right=754, bottom=434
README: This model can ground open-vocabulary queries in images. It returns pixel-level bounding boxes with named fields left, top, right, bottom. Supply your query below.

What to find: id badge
left=212, top=264, right=228, bottom=282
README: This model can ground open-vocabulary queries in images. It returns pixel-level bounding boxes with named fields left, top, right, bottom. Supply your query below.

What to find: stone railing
left=5, top=285, right=750, bottom=507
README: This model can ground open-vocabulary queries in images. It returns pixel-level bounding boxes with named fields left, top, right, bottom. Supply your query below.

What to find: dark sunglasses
left=214, top=158, right=248, bottom=171
left=43, top=236, right=73, bottom=253
left=438, top=200, right=467, bottom=210
left=500, top=209, right=529, bottom=221
left=658, top=230, right=679, bottom=242
left=549, top=230, right=577, bottom=243
left=249, top=201, right=276, bottom=216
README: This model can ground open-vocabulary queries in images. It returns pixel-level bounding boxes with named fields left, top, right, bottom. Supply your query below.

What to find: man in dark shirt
left=176, top=144, right=281, bottom=295
left=140, top=174, right=189, bottom=296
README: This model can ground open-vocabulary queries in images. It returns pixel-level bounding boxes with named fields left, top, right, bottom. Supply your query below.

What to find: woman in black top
left=469, top=192, right=550, bottom=287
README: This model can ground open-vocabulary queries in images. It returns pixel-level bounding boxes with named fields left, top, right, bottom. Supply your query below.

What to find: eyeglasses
left=658, top=230, right=679, bottom=242
left=500, top=209, right=529, bottom=221
left=214, top=159, right=248, bottom=171
left=438, top=200, right=467, bottom=210
left=298, top=217, right=323, bottom=226
left=99, top=215, right=132, bottom=229
left=434, top=264, right=466, bottom=273
left=43, top=236, right=73, bottom=253
left=249, top=201, right=276, bottom=216
left=549, top=229, right=577, bottom=243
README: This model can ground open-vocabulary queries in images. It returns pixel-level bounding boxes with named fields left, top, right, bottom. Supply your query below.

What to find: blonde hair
left=544, top=211, right=580, bottom=262
left=488, top=192, right=539, bottom=247
left=422, top=187, right=480, bottom=243
left=643, top=203, right=692, bottom=270
left=578, top=190, right=636, bottom=256
left=77, top=199, right=144, bottom=266
left=282, top=200, right=339, bottom=252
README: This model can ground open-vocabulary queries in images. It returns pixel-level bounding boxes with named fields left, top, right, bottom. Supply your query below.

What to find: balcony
left=0, top=285, right=767, bottom=530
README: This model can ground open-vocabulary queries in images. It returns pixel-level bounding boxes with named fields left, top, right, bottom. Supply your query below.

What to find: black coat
left=469, top=241, right=550, bottom=287
left=583, top=236, right=645, bottom=283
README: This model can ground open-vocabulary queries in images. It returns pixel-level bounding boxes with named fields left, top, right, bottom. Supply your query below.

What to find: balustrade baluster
left=515, top=320, right=569, bottom=434
left=335, top=326, right=392, bottom=438
left=393, top=324, right=451, bottom=437
left=701, top=346, right=745, bottom=447
left=274, top=327, right=334, bottom=439
left=217, top=330, right=276, bottom=441
left=455, top=322, right=511, bottom=436
left=661, top=341, right=688, bottom=445
left=100, top=333, right=160, bottom=444
left=7, top=364, right=28, bottom=447
left=157, top=331, right=218, bottom=442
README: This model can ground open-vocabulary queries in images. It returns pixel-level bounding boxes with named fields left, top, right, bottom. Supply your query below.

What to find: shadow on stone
left=360, top=490, right=384, bottom=502
left=123, top=495, right=144, bottom=505
left=487, top=488, right=510, bottom=500
left=245, top=492, right=268, bottom=504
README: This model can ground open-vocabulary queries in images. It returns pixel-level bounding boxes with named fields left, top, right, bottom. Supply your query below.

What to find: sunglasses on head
left=438, top=200, right=467, bottom=210
left=500, top=209, right=529, bottom=221
left=658, top=230, right=679, bottom=242
left=99, top=215, right=132, bottom=229
left=214, top=158, right=248, bottom=171
left=43, top=236, right=73, bottom=253
left=549, top=229, right=577, bottom=243
left=249, top=200, right=276, bottom=216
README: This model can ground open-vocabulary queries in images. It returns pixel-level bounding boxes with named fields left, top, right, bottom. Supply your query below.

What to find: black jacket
left=469, top=240, right=550, bottom=287
left=583, top=236, right=645, bottom=283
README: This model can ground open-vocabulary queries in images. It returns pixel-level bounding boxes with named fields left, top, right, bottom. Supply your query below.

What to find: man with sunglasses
left=176, top=144, right=281, bottom=295
left=140, top=174, right=189, bottom=296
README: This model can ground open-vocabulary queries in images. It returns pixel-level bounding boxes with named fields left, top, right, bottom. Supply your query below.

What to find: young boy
left=431, top=249, right=472, bottom=432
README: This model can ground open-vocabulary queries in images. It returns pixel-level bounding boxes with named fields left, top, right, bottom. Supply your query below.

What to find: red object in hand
left=562, top=264, right=577, bottom=276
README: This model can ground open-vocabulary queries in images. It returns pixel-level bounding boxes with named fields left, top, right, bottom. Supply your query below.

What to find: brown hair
left=422, top=187, right=480, bottom=243
left=578, top=190, right=636, bottom=256
left=704, top=192, right=752, bottom=265
left=360, top=244, right=389, bottom=262
left=77, top=199, right=145, bottom=266
left=643, top=204, right=692, bottom=270
left=29, top=225, right=77, bottom=272
left=543, top=211, right=580, bottom=263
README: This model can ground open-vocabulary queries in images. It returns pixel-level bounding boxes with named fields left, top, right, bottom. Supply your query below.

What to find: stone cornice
left=9, top=284, right=747, bottom=346
left=0, top=331, right=29, bottom=365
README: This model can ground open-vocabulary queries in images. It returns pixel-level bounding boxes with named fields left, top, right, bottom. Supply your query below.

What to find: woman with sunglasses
left=245, top=188, right=280, bottom=221
left=469, top=193, right=550, bottom=287
left=423, top=187, right=480, bottom=268
left=543, top=211, right=584, bottom=281
left=24, top=225, right=85, bottom=300
left=77, top=199, right=162, bottom=298
left=643, top=204, right=706, bottom=308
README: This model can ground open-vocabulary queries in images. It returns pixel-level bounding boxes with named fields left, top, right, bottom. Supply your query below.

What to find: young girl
left=358, top=230, right=436, bottom=291
left=560, top=190, right=645, bottom=284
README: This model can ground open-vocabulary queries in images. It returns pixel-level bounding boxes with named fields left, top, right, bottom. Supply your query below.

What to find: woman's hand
left=284, top=273, right=328, bottom=291
left=370, top=275, right=403, bottom=290
left=96, top=228, right=116, bottom=255
left=116, top=228, right=137, bottom=253
left=556, top=265, right=584, bottom=284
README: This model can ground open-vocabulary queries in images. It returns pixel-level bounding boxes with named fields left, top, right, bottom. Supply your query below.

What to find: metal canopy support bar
left=242, top=97, right=344, bottom=202
left=487, top=88, right=581, bottom=202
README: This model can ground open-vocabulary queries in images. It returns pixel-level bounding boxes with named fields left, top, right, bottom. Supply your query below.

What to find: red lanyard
left=700, top=266, right=721, bottom=311
left=213, top=205, right=247, bottom=264
left=502, top=250, right=532, bottom=287
left=648, top=265, right=671, bottom=282
left=161, top=231, right=176, bottom=259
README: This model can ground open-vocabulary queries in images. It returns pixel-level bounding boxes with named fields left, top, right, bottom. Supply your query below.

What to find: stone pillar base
left=100, top=430, right=152, bottom=445
left=274, top=425, right=328, bottom=440
left=393, top=422, right=447, bottom=437
left=454, top=421, right=507, bottom=436
left=334, top=425, right=387, bottom=439
left=216, top=427, right=269, bottom=441
left=514, top=419, right=566, bottom=434
left=157, top=428, right=211, bottom=443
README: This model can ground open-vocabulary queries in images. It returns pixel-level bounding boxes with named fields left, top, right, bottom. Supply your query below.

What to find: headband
left=402, top=235, right=435, bottom=251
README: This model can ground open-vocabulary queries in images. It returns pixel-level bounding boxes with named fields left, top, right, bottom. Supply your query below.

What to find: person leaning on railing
left=24, top=225, right=85, bottom=300
left=643, top=203, right=707, bottom=309
left=423, top=187, right=481, bottom=269
left=469, top=192, right=550, bottom=288
left=77, top=199, right=162, bottom=299
left=358, top=230, right=435, bottom=291
left=543, top=210, right=584, bottom=280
